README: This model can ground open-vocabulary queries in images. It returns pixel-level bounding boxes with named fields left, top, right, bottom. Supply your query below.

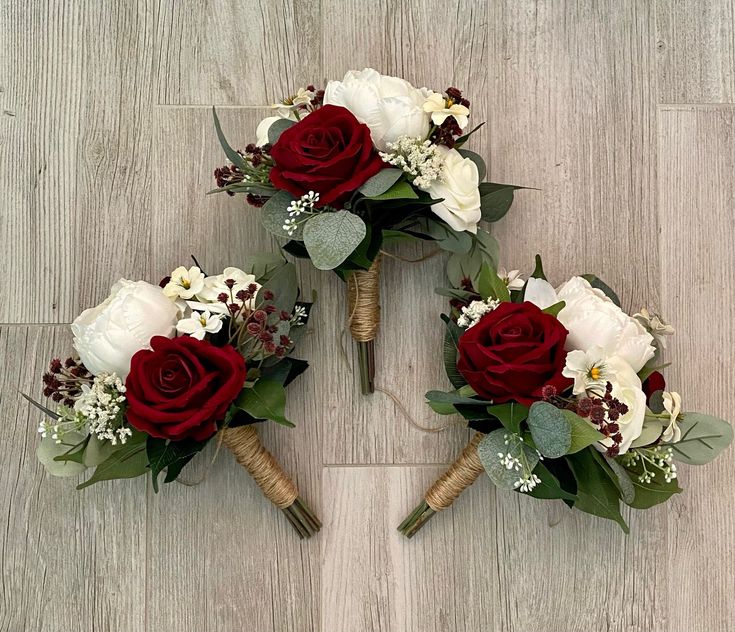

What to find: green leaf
left=580, top=274, right=621, bottom=307
left=454, top=121, right=486, bottom=147
left=212, top=107, right=247, bottom=170
left=425, top=388, right=493, bottom=415
left=457, top=149, right=487, bottom=182
left=668, top=412, right=733, bottom=465
left=147, top=436, right=207, bottom=493
left=477, top=429, right=539, bottom=490
left=414, top=218, right=473, bottom=254
left=235, top=379, right=294, bottom=427
left=83, top=436, right=118, bottom=467
left=302, top=211, right=367, bottom=270
left=527, top=402, right=571, bottom=458
left=630, top=416, right=664, bottom=448
left=446, top=230, right=499, bottom=288
left=530, top=254, right=546, bottom=280
left=629, top=476, right=682, bottom=509
left=358, top=168, right=404, bottom=198
left=486, top=402, right=529, bottom=435
left=563, top=410, right=606, bottom=453
left=542, top=301, right=566, bottom=317
left=37, top=434, right=89, bottom=477
left=477, top=183, right=522, bottom=223
left=261, top=190, right=298, bottom=239
left=476, top=262, right=510, bottom=302
left=239, top=252, right=289, bottom=281
left=567, top=449, right=629, bottom=533
left=602, top=454, right=636, bottom=504
left=267, top=118, right=295, bottom=145
left=365, top=179, right=418, bottom=201
left=528, top=462, right=577, bottom=501
left=76, top=432, right=148, bottom=490
left=22, top=392, right=60, bottom=420
left=441, top=314, right=466, bottom=389
left=261, top=260, right=298, bottom=315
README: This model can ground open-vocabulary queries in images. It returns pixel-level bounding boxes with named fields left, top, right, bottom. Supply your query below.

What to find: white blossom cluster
left=379, top=136, right=445, bottom=189
left=291, top=305, right=308, bottom=326
left=498, top=433, right=542, bottom=493
left=283, top=191, right=320, bottom=236
left=457, top=298, right=500, bottom=329
left=622, top=445, right=678, bottom=484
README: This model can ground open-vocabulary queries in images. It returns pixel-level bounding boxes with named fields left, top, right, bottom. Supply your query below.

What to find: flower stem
left=397, top=500, right=437, bottom=539
left=281, top=496, right=322, bottom=539
left=356, top=341, right=376, bottom=395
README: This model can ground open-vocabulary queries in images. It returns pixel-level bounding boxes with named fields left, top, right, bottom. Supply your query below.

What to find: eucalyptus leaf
left=261, top=190, right=298, bottom=239
left=365, top=180, right=418, bottom=201
left=261, top=260, right=298, bottom=314
left=267, top=118, right=295, bottom=145
left=630, top=416, right=664, bottom=448
left=527, top=402, right=571, bottom=458
left=235, top=380, right=294, bottom=427
left=358, top=168, right=404, bottom=198
left=37, top=434, right=88, bottom=477
left=302, top=211, right=367, bottom=270
left=477, top=429, right=539, bottom=490
left=446, top=231, right=499, bottom=288
left=563, top=410, right=606, bottom=453
left=414, top=218, right=473, bottom=254
left=212, top=107, right=247, bottom=171
left=567, top=449, right=629, bottom=533
left=668, top=412, right=733, bottom=465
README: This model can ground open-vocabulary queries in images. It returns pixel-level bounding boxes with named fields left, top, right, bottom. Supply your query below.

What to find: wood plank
left=656, top=0, right=735, bottom=103
left=147, top=106, right=320, bottom=631
left=0, top=325, right=146, bottom=632
left=658, top=105, right=735, bottom=632
left=319, top=0, right=490, bottom=465
left=153, top=0, right=322, bottom=105
left=0, top=1, right=155, bottom=323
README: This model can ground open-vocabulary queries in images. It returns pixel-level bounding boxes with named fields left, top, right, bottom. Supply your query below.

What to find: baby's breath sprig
left=379, top=136, right=445, bottom=189
left=620, top=445, right=678, bottom=484
left=283, top=191, right=321, bottom=236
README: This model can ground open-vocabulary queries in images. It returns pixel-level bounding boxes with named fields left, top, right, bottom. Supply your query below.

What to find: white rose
left=420, top=145, right=481, bottom=233
left=556, top=277, right=655, bottom=372
left=71, top=280, right=179, bottom=378
left=323, top=68, right=433, bottom=150
left=595, top=356, right=646, bottom=455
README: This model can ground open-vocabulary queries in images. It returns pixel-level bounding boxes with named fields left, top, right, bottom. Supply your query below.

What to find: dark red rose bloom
left=125, top=336, right=246, bottom=442
left=642, top=370, right=666, bottom=402
left=457, top=302, right=572, bottom=406
left=269, top=104, right=385, bottom=207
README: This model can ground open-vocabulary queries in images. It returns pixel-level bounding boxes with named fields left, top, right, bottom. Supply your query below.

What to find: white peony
left=555, top=277, right=655, bottom=372
left=71, top=280, right=179, bottom=378
left=323, top=68, right=433, bottom=150
left=420, top=145, right=481, bottom=233
left=596, top=356, right=646, bottom=455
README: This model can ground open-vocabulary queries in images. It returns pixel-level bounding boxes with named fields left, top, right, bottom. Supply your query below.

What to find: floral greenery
left=210, top=71, right=523, bottom=282
left=29, top=253, right=314, bottom=492
left=423, top=258, right=733, bottom=532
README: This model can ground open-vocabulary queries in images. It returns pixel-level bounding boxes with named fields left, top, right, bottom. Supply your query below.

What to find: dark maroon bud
left=49, top=358, right=63, bottom=373
left=612, top=432, right=623, bottom=444
left=228, top=303, right=240, bottom=313
left=606, top=445, right=620, bottom=458
left=268, top=324, right=279, bottom=333
left=274, top=346, right=286, bottom=358
left=280, top=335, right=291, bottom=346
left=618, top=403, right=629, bottom=415
left=246, top=322, right=261, bottom=335
left=64, top=357, right=76, bottom=368
left=159, top=276, right=171, bottom=288
left=43, top=386, right=54, bottom=397
left=249, top=283, right=260, bottom=294
left=224, top=278, right=236, bottom=289
left=607, top=423, right=620, bottom=434
left=541, top=384, right=557, bottom=400
left=262, top=289, right=274, bottom=301
left=42, top=372, right=54, bottom=385
left=235, top=289, right=250, bottom=301
left=264, top=342, right=276, bottom=353
left=279, top=310, right=290, bottom=321
left=590, top=406, right=605, bottom=423
left=607, top=408, right=620, bottom=421
left=218, top=292, right=229, bottom=303
left=51, top=392, right=64, bottom=402
left=253, top=310, right=267, bottom=322
left=258, top=331, right=274, bottom=343
left=264, top=304, right=276, bottom=314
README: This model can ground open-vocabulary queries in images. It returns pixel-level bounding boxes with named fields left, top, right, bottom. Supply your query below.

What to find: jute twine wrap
left=425, top=433, right=485, bottom=511
left=347, top=254, right=382, bottom=342
left=222, top=425, right=298, bottom=509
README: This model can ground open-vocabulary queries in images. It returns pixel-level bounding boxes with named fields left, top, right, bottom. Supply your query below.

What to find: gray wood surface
left=2, top=2, right=734, bottom=631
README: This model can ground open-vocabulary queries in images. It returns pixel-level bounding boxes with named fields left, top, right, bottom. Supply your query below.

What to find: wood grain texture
left=0, top=326, right=147, bottom=632
left=656, top=0, right=735, bottom=103
left=153, top=0, right=322, bottom=105
left=0, top=1, right=155, bottom=323
left=658, top=105, right=735, bottom=632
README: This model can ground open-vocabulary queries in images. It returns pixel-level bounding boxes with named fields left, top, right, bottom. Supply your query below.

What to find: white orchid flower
left=422, top=92, right=470, bottom=129
left=562, top=347, right=615, bottom=395
left=176, top=310, right=224, bottom=341
left=163, top=266, right=206, bottom=300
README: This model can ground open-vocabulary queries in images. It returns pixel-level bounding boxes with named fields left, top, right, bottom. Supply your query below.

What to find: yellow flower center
left=589, top=366, right=602, bottom=381
left=199, top=316, right=207, bottom=326
left=180, top=277, right=191, bottom=289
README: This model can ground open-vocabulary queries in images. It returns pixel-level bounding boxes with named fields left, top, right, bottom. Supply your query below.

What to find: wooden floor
left=2, top=2, right=734, bottom=630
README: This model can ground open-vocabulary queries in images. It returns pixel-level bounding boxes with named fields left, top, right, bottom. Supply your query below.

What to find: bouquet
left=26, top=254, right=321, bottom=538
left=211, top=68, right=520, bottom=394
left=398, top=258, right=733, bottom=537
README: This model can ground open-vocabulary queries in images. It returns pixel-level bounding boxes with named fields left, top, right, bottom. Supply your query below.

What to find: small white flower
left=271, top=87, right=315, bottom=117
left=661, top=391, right=683, bottom=443
left=379, top=136, right=444, bottom=189
left=176, top=310, right=224, bottom=340
left=634, top=308, right=675, bottom=349
left=498, top=268, right=525, bottom=292
left=291, top=305, right=308, bottom=326
left=457, top=298, right=500, bottom=329
left=562, top=347, right=614, bottom=395
left=514, top=473, right=541, bottom=493
left=422, top=92, right=470, bottom=129
left=163, top=266, right=206, bottom=300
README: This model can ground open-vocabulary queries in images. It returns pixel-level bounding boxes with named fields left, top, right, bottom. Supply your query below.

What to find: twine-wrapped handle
left=222, top=424, right=321, bottom=538
left=346, top=254, right=382, bottom=395
left=398, top=433, right=485, bottom=538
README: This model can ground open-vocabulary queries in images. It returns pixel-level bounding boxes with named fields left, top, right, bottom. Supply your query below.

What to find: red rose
left=125, top=336, right=246, bottom=441
left=457, top=302, right=571, bottom=406
left=269, top=104, right=385, bottom=207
